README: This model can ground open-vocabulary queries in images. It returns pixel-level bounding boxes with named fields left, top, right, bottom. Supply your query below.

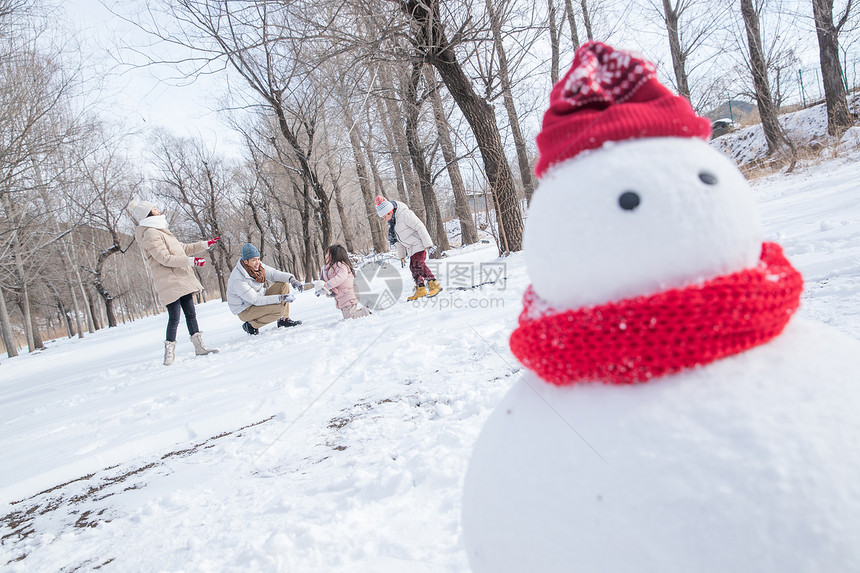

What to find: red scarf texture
left=509, top=242, right=803, bottom=385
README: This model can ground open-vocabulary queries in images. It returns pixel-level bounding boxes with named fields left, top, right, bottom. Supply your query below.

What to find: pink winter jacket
left=321, top=262, right=359, bottom=310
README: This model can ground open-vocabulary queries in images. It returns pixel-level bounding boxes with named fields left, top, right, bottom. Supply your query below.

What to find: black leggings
left=165, top=293, right=199, bottom=342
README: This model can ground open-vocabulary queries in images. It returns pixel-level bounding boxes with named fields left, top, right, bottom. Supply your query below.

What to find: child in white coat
left=375, top=195, right=442, bottom=301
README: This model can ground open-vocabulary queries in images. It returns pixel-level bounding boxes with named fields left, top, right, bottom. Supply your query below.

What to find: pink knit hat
left=375, top=195, right=394, bottom=217
left=534, top=41, right=712, bottom=178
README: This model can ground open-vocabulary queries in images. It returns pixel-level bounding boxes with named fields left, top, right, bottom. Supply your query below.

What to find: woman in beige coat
left=129, top=199, right=219, bottom=365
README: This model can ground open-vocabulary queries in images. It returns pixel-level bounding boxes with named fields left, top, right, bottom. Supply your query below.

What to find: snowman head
left=526, top=42, right=763, bottom=309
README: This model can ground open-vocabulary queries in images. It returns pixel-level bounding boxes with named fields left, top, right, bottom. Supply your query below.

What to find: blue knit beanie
left=241, top=243, right=260, bottom=261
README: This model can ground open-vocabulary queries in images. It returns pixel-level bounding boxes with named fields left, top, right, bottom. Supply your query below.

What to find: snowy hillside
left=2, top=148, right=860, bottom=570
left=710, top=91, right=860, bottom=168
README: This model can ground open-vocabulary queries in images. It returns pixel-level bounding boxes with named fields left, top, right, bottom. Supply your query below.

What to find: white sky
left=62, top=0, right=244, bottom=159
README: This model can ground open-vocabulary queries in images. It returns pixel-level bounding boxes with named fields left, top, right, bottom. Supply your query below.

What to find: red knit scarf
left=509, top=243, right=803, bottom=385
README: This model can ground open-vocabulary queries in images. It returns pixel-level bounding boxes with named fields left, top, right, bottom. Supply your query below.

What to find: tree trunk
left=332, top=180, right=356, bottom=252
left=548, top=0, right=561, bottom=85
left=403, top=60, right=451, bottom=256
left=740, top=0, right=784, bottom=156
left=811, top=0, right=853, bottom=137
left=321, top=140, right=358, bottom=252
left=401, top=0, right=524, bottom=253
left=271, top=93, right=334, bottom=251
left=425, top=67, right=479, bottom=246
left=17, top=298, right=44, bottom=350
left=67, top=275, right=84, bottom=339
left=93, top=245, right=121, bottom=328
left=14, top=252, right=35, bottom=352
left=581, top=0, right=594, bottom=40
left=564, top=0, right=582, bottom=50
left=487, top=0, right=537, bottom=203
left=374, top=92, right=408, bottom=203
left=58, top=298, right=74, bottom=338
left=342, top=100, right=388, bottom=253
left=0, top=289, right=18, bottom=358
left=662, top=0, right=691, bottom=100
left=201, top=162, right=229, bottom=302
left=67, top=234, right=96, bottom=334
left=379, top=66, right=424, bottom=219
left=284, top=219, right=301, bottom=273
left=362, top=113, right=391, bottom=210
left=87, top=289, right=101, bottom=331
left=2, top=193, right=34, bottom=351
left=292, top=180, right=315, bottom=280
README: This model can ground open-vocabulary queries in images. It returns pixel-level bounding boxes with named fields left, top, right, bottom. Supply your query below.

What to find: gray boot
left=190, top=332, right=219, bottom=355
left=164, top=340, right=176, bottom=366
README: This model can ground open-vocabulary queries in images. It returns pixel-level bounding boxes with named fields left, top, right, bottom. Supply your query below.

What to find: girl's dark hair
left=326, top=244, right=354, bottom=275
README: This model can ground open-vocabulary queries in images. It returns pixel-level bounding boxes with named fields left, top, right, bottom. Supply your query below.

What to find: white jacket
left=227, top=259, right=296, bottom=315
left=390, top=201, right=433, bottom=259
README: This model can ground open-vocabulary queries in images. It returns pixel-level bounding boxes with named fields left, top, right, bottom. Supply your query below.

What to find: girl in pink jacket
left=317, top=245, right=370, bottom=320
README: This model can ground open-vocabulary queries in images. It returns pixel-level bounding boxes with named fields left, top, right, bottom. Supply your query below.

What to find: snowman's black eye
left=618, top=191, right=640, bottom=211
left=699, top=171, right=718, bottom=185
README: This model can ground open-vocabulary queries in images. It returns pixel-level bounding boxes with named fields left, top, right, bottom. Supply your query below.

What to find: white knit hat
left=375, top=195, right=394, bottom=217
left=128, top=199, right=157, bottom=222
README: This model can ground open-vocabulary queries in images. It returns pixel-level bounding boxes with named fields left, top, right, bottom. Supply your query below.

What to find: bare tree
left=149, top=130, right=233, bottom=300
left=73, top=129, right=140, bottom=328
left=376, top=64, right=424, bottom=218
left=640, top=0, right=727, bottom=109
left=136, top=0, right=337, bottom=256
left=336, top=71, right=389, bottom=254
left=486, top=0, right=537, bottom=203
left=397, top=0, right=523, bottom=253
left=402, top=59, right=450, bottom=254
left=564, top=0, right=582, bottom=49
left=548, top=0, right=562, bottom=84
left=740, top=0, right=796, bottom=167
left=425, top=66, right=478, bottom=246
left=580, top=0, right=594, bottom=40
left=0, top=12, right=85, bottom=355
left=811, top=0, right=855, bottom=136
left=319, top=119, right=359, bottom=252
left=660, top=0, right=694, bottom=99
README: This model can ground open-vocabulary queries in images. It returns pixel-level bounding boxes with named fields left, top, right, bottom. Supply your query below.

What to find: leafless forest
left=2, top=0, right=858, bottom=357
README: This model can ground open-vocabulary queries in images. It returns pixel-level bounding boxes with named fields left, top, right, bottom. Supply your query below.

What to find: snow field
left=1, top=151, right=859, bottom=571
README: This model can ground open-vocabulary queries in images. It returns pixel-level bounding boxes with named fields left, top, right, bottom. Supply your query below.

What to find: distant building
left=467, top=191, right=489, bottom=213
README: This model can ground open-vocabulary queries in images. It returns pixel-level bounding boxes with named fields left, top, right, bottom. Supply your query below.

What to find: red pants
left=409, top=250, right=435, bottom=286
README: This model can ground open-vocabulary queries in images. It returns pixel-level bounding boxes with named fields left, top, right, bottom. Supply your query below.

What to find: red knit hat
left=534, top=41, right=712, bottom=178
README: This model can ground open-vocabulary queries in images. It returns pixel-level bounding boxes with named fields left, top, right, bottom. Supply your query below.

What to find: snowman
left=462, top=42, right=860, bottom=572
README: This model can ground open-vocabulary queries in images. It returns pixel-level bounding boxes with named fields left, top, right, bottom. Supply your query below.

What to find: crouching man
left=227, top=243, right=304, bottom=335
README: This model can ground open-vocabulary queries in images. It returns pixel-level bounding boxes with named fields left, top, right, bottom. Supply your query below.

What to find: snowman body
left=461, top=137, right=860, bottom=571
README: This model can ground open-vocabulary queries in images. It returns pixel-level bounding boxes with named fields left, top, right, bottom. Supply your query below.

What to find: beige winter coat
left=390, top=201, right=433, bottom=259
left=135, top=226, right=208, bottom=307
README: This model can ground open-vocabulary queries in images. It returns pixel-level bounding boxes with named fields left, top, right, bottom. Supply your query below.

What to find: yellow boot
left=426, top=279, right=443, bottom=297
left=407, top=285, right=428, bottom=301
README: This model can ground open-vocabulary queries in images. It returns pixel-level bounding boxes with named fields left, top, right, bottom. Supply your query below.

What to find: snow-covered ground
left=2, top=148, right=860, bottom=569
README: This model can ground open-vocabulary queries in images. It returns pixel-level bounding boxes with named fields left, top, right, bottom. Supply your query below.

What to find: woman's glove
left=289, top=277, right=304, bottom=292
left=207, top=236, right=220, bottom=247
left=192, top=257, right=206, bottom=267
left=278, top=294, right=295, bottom=304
